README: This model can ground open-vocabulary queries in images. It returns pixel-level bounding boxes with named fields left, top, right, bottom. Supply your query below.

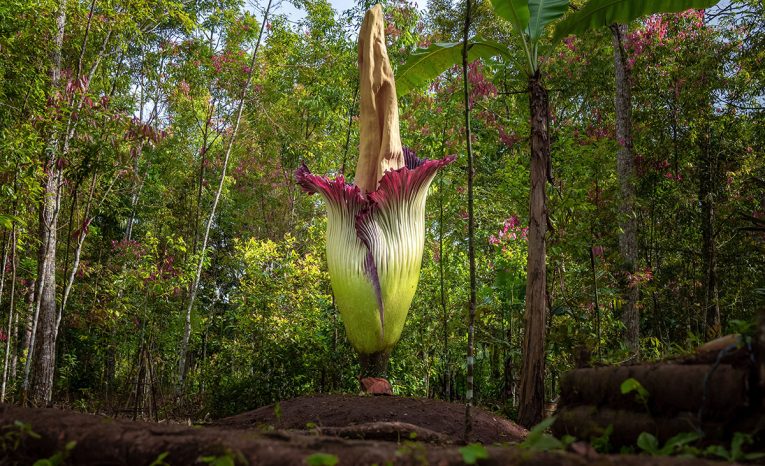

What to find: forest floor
left=0, top=394, right=738, bottom=465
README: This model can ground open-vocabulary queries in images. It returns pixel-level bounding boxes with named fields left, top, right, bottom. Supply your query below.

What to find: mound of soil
left=0, top=402, right=733, bottom=465
left=212, top=394, right=526, bottom=444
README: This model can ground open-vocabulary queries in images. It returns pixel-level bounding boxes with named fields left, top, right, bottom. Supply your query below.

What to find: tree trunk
left=461, top=0, right=476, bottom=441
left=699, top=129, right=720, bottom=339
left=611, top=23, right=640, bottom=357
left=28, top=0, right=67, bottom=406
left=22, top=283, right=35, bottom=363
left=518, top=71, right=549, bottom=429
left=2, top=223, right=18, bottom=401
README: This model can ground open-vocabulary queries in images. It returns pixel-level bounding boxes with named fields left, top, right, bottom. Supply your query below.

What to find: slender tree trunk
left=0, top=232, right=8, bottom=310
left=125, top=145, right=145, bottom=242
left=2, top=216, right=18, bottom=401
left=192, top=104, right=214, bottom=254
left=27, top=0, right=67, bottom=406
left=590, top=244, right=601, bottom=362
left=10, top=302, right=19, bottom=382
left=340, top=85, right=359, bottom=177
left=177, top=0, right=272, bottom=387
left=55, top=172, right=96, bottom=341
left=439, top=169, right=449, bottom=400
left=518, top=71, right=549, bottom=429
left=699, top=129, right=720, bottom=339
left=55, top=171, right=116, bottom=342
left=461, top=0, right=477, bottom=441
left=22, top=283, right=34, bottom=363
left=611, top=23, right=640, bottom=357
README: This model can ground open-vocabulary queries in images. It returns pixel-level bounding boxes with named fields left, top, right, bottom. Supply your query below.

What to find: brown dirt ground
left=211, top=394, right=526, bottom=445
left=0, top=397, right=738, bottom=465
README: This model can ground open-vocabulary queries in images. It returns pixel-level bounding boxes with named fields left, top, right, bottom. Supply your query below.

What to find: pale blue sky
left=251, top=0, right=359, bottom=23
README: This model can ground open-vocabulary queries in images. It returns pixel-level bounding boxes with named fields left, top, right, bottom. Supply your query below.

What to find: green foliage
left=519, top=417, right=570, bottom=452
left=0, top=421, right=41, bottom=453
left=199, top=450, right=244, bottom=466
left=274, top=402, right=282, bottom=421
left=32, top=441, right=77, bottom=466
left=148, top=452, right=171, bottom=466
left=396, top=40, right=511, bottom=97
left=620, top=378, right=649, bottom=407
left=458, top=443, right=489, bottom=464
left=488, top=0, right=531, bottom=34
left=553, top=0, right=722, bottom=41
left=487, top=0, right=569, bottom=71
left=636, top=432, right=701, bottom=456
left=199, top=455, right=234, bottom=466
left=305, top=453, right=339, bottom=466
left=704, top=433, right=765, bottom=462
left=526, top=0, right=570, bottom=42
left=590, top=425, right=613, bottom=453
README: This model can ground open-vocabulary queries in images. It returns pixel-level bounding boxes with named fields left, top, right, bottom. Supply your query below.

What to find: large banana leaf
left=489, top=0, right=531, bottom=35
left=527, top=0, right=569, bottom=42
left=553, top=0, right=721, bottom=42
left=396, top=40, right=512, bottom=97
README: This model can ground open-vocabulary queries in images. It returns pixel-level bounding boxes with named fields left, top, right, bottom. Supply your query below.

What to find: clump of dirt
left=212, top=394, right=526, bottom=444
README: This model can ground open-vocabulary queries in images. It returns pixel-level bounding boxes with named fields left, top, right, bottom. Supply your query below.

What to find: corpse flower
left=296, top=5, right=454, bottom=379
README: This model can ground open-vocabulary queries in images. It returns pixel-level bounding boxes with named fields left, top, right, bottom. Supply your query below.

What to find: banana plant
left=296, top=5, right=454, bottom=382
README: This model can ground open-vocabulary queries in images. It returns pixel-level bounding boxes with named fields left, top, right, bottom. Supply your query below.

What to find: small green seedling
left=620, top=377, right=649, bottom=409
left=305, top=452, right=339, bottom=466
left=0, top=421, right=41, bottom=453
left=32, top=440, right=77, bottom=466
left=148, top=451, right=171, bottom=466
left=199, top=451, right=237, bottom=466
left=458, top=443, right=489, bottom=464
left=704, top=433, right=765, bottom=462
left=519, top=417, right=571, bottom=453
left=637, top=431, right=701, bottom=456
left=591, top=425, right=613, bottom=453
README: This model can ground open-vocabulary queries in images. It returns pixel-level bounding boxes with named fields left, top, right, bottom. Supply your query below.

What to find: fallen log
left=559, top=364, right=749, bottom=420
left=553, top=405, right=731, bottom=447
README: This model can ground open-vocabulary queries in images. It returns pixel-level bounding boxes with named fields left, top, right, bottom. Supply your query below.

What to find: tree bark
left=22, top=282, right=35, bottom=364
left=461, top=0, right=477, bottom=441
left=611, top=23, right=640, bottom=357
left=2, top=220, right=18, bottom=401
left=518, top=71, right=549, bottom=429
left=27, top=0, right=67, bottom=406
left=699, top=129, right=720, bottom=340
